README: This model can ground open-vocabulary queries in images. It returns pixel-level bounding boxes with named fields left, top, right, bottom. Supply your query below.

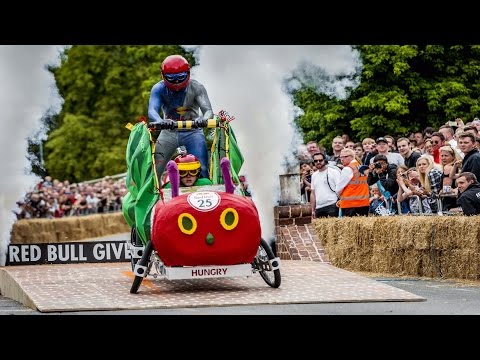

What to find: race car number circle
left=187, top=191, right=221, bottom=212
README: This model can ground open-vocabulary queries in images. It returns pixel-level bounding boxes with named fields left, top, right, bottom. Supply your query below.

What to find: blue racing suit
left=148, top=79, right=213, bottom=185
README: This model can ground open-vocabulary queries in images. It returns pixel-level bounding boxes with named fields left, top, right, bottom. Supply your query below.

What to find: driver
left=163, top=154, right=213, bottom=188
left=148, top=54, right=213, bottom=186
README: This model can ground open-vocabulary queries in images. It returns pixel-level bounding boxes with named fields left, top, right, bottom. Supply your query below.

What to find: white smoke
left=0, top=45, right=64, bottom=266
left=188, top=45, right=362, bottom=240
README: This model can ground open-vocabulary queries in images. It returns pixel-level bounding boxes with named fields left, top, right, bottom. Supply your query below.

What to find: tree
left=294, top=45, right=480, bottom=151
left=43, top=45, right=192, bottom=182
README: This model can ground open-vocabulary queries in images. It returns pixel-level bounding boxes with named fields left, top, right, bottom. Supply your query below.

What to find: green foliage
left=44, top=45, right=190, bottom=182
left=43, top=45, right=480, bottom=180
left=295, top=45, right=480, bottom=151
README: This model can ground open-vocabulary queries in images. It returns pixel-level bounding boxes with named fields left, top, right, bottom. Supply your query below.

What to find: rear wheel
left=256, top=239, right=281, bottom=288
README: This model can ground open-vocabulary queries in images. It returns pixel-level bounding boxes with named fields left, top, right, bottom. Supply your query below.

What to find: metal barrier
left=80, top=172, right=126, bottom=185
left=406, top=194, right=444, bottom=216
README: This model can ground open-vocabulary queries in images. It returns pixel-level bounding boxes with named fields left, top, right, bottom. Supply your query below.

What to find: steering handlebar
left=148, top=119, right=219, bottom=131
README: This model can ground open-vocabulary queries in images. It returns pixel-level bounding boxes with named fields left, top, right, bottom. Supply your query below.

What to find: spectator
left=369, top=183, right=388, bottom=215
left=439, top=125, right=459, bottom=150
left=345, top=141, right=355, bottom=150
left=335, top=148, right=370, bottom=216
left=327, top=136, right=345, bottom=169
left=384, top=135, right=397, bottom=153
left=423, top=138, right=435, bottom=159
left=451, top=133, right=480, bottom=181
left=367, top=154, right=399, bottom=196
left=439, top=145, right=461, bottom=210
left=456, top=172, right=480, bottom=215
left=396, top=137, right=421, bottom=169
left=300, top=160, right=313, bottom=203
left=353, top=142, right=364, bottom=162
left=414, top=131, right=425, bottom=152
left=306, top=140, right=324, bottom=157
left=369, top=137, right=404, bottom=166
left=416, top=155, right=443, bottom=213
left=361, top=138, right=377, bottom=165
left=397, top=167, right=432, bottom=214
left=430, top=132, right=446, bottom=165
left=423, top=126, right=436, bottom=139
left=310, top=152, right=340, bottom=218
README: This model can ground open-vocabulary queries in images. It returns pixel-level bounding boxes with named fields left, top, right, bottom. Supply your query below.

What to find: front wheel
left=255, top=239, right=281, bottom=288
left=130, top=241, right=153, bottom=294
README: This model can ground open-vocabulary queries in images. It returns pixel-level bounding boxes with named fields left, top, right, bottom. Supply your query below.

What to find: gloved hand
left=194, top=118, right=208, bottom=128
left=148, top=119, right=176, bottom=130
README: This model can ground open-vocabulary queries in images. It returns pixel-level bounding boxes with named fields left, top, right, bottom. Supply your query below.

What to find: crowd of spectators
left=299, top=117, right=480, bottom=217
left=14, top=175, right=127, bottom=220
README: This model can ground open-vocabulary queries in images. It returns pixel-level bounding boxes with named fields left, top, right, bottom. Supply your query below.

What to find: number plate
left=165, top=264, right=253, bottom=280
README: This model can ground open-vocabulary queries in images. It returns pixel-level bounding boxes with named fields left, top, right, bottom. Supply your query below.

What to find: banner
left=6, top=241, right=131, bottom=266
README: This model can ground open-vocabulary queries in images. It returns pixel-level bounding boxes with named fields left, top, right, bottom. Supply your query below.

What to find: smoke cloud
left=187, top=45, right=362, bottom=240
left=0, top=45, right=63, bottom=266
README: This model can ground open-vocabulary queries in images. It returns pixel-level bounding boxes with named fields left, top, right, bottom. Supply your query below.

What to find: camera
left=374, top=162, right=383, bottom=169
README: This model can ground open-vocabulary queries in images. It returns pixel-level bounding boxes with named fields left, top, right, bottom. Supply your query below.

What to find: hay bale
left=11, top=213, right=131, bottom=244
left=11, top=219, right=58, bottom=244
left=101, top=213, right=130, bottom=234
left=312, top=215, right=480, bottom=280
left=314, top=217, right=374, bottom=271
left=439, top=249, right=480, bottom=280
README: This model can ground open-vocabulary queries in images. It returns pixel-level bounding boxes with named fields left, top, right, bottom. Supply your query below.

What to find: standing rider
left=148, top=54, right=213, bottom=186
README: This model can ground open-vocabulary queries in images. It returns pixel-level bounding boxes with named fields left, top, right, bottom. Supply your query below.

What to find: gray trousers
left=154, top=129, right=209, bottom=186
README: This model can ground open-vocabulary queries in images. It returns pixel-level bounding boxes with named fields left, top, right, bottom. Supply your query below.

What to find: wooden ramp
left=0, top=260, right=424, bottom=313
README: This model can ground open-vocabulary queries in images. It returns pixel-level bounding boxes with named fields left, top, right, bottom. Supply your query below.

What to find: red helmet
left=174, top=154, right=200, bottom=171
left=161, top=55, right=191, bottom=91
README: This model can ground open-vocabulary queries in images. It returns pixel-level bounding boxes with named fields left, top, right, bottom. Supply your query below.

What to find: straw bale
left=429, top=216, right=480, bottom=250
left=371, top=248, right=407, bottom=275
left=11, top=213, right=131, bottom=244
left=438, top=249, right=480, bottom=280
left=11, top=219, right=57, bottom=244
left=312, top=215, right=480, bottom=280
left=314, top=217, right=374, bottom=271
left=102, top=213, right=130, bottom=233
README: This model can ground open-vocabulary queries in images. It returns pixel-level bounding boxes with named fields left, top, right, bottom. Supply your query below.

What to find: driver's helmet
left=161, top=55, right=190, bottom=91
left=174, top=154, right=201, bottom=177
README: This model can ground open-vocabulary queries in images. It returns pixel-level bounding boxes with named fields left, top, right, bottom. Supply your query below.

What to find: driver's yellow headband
left=177, top=161, right=201, bottom=171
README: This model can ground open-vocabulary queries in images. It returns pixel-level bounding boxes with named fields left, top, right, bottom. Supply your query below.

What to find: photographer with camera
left=367, top=154, right=399, bottom=197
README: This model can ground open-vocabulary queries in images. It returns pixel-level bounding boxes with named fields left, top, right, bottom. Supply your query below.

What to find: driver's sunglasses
left=179, top=169, right=200, bottom=178
left=164, top=71, right=188, bottom=83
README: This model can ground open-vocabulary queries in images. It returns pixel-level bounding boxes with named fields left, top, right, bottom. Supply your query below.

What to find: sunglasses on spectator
left=313, top=159, right=324, bottom=163
left=179, top=169, right=200, bottom=177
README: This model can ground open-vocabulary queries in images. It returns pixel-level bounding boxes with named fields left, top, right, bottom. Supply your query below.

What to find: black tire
left=257, top=238, right=281, bottom=288
left=130, top=275, right=143, bottom=294
left=130, top=241, right=153, bottom=294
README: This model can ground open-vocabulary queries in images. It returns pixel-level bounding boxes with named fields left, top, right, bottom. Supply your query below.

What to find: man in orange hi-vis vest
left=335, top=148, right=370, bottom=216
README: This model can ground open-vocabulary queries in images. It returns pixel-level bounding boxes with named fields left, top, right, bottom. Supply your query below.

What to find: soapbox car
left=123, top=116, right=281, bottom=294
